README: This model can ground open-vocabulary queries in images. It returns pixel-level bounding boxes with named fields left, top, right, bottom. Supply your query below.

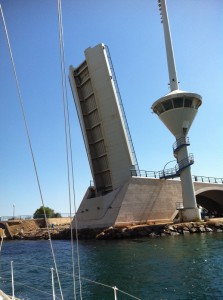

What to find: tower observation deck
left=69, top=44, right=138, bottom=196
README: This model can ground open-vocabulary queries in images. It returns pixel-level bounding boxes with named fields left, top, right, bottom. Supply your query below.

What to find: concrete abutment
left=73, top=177, right=223, bottom=229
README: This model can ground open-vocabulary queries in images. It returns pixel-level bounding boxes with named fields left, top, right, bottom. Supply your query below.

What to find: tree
left=33, top=206, right=62, bottom=219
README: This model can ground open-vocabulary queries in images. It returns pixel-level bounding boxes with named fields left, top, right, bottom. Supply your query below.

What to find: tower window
left=162, top=99, right=173, bottom=111
left=184, top=98, right=192, bottom=107
left=173, top=97, right=183, bottom=108
left=154, top=103, right=165, bottom=115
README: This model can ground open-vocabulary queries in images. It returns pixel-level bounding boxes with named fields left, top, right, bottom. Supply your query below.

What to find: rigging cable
left=56, top=1, right=77, bottom=299
left=0, top=4, right=64, bottom=300
left=57, top=0, right=83, bottom=299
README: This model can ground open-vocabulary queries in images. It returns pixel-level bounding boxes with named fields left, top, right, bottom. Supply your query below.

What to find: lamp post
left=13, top=204, right=15, bottom=220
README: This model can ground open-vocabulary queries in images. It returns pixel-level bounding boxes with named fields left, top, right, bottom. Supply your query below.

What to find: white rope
left=0, top=5, right=64, bottom=300
left=3, top=261, right=141, bottom=300
left=51, top=268, right=56, bottom=300
left=11, top=261, right=15, bottom=300
left=56, top=1, right=77, bottom=299
left=13, top=261, right=53, bottom=271
left=64, top=272, right=142, bottom=300
left=56, top=0, right=82, bottom=299
left=1, top=276, right=61, bottom=299
left=54, top=270, right=141, bottom=300
left=80, top=277, right=141, bottom=300
left=117, top=288, right=142, bottom=300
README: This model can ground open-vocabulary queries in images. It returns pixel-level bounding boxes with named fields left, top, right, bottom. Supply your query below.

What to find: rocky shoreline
left=1, top=219, right=223, bottom=240
left=95, top=220, right=223, bottom=240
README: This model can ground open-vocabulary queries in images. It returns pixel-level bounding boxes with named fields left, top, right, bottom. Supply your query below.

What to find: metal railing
left=177, top=153, right=194, bottom=172
left=173, top=136, right=190, bottom=153
left=0, top=215, right=33, bottom=221
left=159, top=167, right=179, bottom=180
left=131, top=169, right=160, bottom=178
left=131, top=169, right=223, bottom=184
left=159, top=154, right=194, bottom=179
left=0, top=213, right=75, bottom=221
left=192, top=175, right=223, bottom=184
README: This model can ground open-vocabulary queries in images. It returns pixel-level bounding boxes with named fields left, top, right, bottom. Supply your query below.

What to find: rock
left=213, top=222, right=222, bottom=228
left=145, top=227, right=153, bottom=233
left=183, top=226, right=189, bottom=231
left=121, top=231, right=131, bottom=238
left=185, top=223, right=192, bottom=229
left=149, top=232, right=157, bottom=237
left=96, top=232, right=105, bottom=239
left=189, top=227, right=197, bottom=233
left=167, top=225, right=175, bottom=231
left=160, top=233, right=167, bottom=237
left=198, top=226, right=206, bottom=233
left=205, top=227, right=213, bottom=232
left=138, top=230, right=148, bottom=237
left=170, top=231, right=180, bottom=236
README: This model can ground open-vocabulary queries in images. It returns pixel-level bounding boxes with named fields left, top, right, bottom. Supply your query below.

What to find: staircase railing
left=177, top=153, right=194, bottom=172
left=158, top=154, right=194, bottom=179
left=173, top=136, right=190, bottom=153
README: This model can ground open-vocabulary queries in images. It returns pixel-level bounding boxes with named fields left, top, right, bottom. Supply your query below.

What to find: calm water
left=0, top=233, right=222, bottom=300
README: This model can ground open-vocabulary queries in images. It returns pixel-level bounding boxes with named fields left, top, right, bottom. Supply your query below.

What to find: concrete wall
left=73, top=177, right=223, bottom=229
left=115, top=178, right=181, bottom=225
left=74, top=184, right=128, bottom=229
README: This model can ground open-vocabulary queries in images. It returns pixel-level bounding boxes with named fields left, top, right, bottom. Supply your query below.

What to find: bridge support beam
left=179, top=207, right=201, bottom=222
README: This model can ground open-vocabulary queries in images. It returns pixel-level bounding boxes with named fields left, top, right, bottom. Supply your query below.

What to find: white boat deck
left=0, top=290, right=20, bottom=300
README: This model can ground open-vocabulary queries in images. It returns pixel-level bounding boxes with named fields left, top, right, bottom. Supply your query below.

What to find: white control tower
left=151, top=0, right=202, bottom=221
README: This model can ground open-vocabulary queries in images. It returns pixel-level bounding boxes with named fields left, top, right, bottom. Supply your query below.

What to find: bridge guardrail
left=0, top=213, right=75, bottom=221
left=131, top=169, right=223, bottom=184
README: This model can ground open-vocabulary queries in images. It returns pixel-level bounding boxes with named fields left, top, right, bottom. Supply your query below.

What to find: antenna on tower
left=158, top=0, right=179, bottom=91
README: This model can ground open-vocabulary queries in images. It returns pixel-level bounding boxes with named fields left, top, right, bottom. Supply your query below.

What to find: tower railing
left=177, top=153, right=194, bottom=172
left=104, top=45, right=139, bottom=172
left=159, top=167, right=178, bottom=180
left=173, top=137, right=190, bottom=153
left=158, top=154, right=194, bottom=179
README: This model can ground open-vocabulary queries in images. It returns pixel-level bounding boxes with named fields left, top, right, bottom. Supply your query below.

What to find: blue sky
left=0, top=0, right=222, bottom=217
